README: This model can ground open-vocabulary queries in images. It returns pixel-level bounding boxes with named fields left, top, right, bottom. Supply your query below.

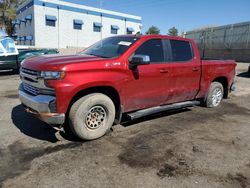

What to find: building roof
left=17, top=0, right=142, bottom=23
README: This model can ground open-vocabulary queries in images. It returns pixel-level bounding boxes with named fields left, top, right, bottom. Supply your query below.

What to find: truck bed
left=196, top=59, right=236, bottom=99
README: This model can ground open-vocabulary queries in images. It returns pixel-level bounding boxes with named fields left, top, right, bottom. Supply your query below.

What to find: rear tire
left=204, top=82, right=224, bottom=108
left=69, top=93, right=115, bottom=140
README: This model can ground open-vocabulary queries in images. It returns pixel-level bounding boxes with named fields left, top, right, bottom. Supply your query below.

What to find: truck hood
left=22, top=54, right=106, bottom=70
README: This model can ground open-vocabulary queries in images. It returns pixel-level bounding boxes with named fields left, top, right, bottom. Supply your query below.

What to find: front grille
left=23, top=83, right=40, bottom=96
left=21, top=67, right=40, bottom=76
left=20, top=67, right=55, bottom=96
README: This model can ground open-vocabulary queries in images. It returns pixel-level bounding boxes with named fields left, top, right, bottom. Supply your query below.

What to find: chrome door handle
left=160, top=69, right=169, bottom=73
left=192, top=67, right=199, bottom=72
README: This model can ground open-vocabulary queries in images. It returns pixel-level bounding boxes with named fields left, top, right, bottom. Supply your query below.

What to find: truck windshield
left=81, top=36, right=139, bottom=58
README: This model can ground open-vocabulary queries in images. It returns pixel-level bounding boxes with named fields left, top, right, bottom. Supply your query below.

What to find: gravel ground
left=0, top=62, right=250, bottom=188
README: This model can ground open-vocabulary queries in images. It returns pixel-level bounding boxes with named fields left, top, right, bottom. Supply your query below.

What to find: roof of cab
left=111, top=34, right=194, bottom=42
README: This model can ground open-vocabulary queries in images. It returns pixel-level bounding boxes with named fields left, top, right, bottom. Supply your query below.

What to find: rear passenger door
left=164, top=39, right=200, bottom=104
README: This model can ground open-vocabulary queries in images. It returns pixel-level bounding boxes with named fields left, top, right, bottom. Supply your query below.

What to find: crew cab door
left=124, top=39, right=170, bottom=112
left=164, top=39, right=200, bottom=104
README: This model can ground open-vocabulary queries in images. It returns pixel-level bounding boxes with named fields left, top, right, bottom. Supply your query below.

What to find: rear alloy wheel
left=205, top=82, right=224, bottom=108
left=69, top=93, right=115, bottom=140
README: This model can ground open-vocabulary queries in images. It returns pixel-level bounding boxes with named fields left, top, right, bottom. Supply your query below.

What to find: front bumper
left=19, top=88, right=65, bottom=125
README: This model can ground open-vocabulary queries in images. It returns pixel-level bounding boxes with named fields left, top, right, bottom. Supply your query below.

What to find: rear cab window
left=169, top=40, right=193, bottom=62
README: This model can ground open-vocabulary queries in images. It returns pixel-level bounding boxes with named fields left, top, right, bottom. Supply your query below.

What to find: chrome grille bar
left=20, top=67, right=40, bottom=76
left=23, top=83, right=40, bottom=96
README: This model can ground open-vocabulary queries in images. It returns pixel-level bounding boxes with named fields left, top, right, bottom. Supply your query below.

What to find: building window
left=46, top=20, right=56, bottom=27
left=26, top=35, right=33, bottom=41
left=20, top=18, right=27, bottom=26
left=127, top=27, right=134, bottom=34
left=111, top=25, right=119, bottom=34
left=74, top=24, right=82, bottom=30
left=20, top=36, right=26, bottom=45
left=73, top=19, right=83, bottom=30
left=14, top=20, right=21, bottom=28
left=26, top=35, right=33, bottom=45
left=93, top=22, right=102, bottom=32
left=25, top=14, right=32, bottom=22
left=45, top=15, right=57, bottom=27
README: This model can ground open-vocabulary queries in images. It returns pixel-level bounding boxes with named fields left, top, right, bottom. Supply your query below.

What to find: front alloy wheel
left=69, top=93, right=115, bottom=140
left=85, top=106, right=107, bottom=130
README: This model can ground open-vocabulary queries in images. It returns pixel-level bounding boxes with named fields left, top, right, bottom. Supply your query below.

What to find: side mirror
left=129, top=55, right=150, bottom=69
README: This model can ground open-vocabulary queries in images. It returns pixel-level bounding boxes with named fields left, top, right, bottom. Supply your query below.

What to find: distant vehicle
left=0, top=37, right=58, bottom=72
left=19, top=35, right=236, bottom=140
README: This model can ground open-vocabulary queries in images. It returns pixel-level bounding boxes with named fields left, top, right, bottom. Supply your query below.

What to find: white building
left=15, top=0, right=142, bottom=48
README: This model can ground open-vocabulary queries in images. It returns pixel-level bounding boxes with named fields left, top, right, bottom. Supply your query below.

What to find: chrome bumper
left=19, top=88, right=65, bottom=125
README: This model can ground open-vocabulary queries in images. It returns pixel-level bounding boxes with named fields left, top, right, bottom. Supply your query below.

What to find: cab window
left=170, top=40, right=193, bottom=62
left=134, top=39, right=164, bottom=63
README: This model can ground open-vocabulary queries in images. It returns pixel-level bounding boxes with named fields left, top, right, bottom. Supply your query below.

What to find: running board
left=127, top=101, right=200, bottom=120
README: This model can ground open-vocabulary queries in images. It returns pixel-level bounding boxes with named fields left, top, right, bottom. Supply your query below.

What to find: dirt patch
left=157, top=164, right=176, bottom=178
left=4, top=94, right=19, bottom=99
left=0, top=90, right=19, bottom=99
left=118, top=130, right=176, bottom=169
left=246, top=162, right=250, bottom=168
left=192, top=145, right=202, bottom=153
left=118, top=129, right=193, bottom=178
left=227, top=173, right=249, bottom=188
left=157, top=157, right=191, bottom=178
left=199, top=100, right=250, bottom=118
left=0, top=141, right=82, bottom=186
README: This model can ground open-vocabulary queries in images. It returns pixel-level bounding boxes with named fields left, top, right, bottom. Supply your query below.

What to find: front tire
left=69, top=93, right=115, bottom=140
left=204, top=82, right=224, bottom=108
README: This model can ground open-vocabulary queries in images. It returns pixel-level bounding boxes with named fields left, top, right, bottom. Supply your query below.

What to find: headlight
left=40, top=71, right=66, bottom=80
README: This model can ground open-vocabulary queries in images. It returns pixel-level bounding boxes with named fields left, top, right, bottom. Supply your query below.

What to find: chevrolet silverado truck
left=19, top=35, right=236, bottom=140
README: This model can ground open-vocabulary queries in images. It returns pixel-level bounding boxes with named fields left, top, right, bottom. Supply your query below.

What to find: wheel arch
left=212, top=76, right=229, bottom=98
left=67, top=86, right=122, bottom=122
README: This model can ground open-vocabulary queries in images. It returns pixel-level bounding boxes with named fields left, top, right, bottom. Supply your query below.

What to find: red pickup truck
left=19, top=35, right=236, bottom=140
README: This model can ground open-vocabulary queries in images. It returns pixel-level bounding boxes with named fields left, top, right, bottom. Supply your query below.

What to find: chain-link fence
left=185, top=21, right=250, bottom=62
